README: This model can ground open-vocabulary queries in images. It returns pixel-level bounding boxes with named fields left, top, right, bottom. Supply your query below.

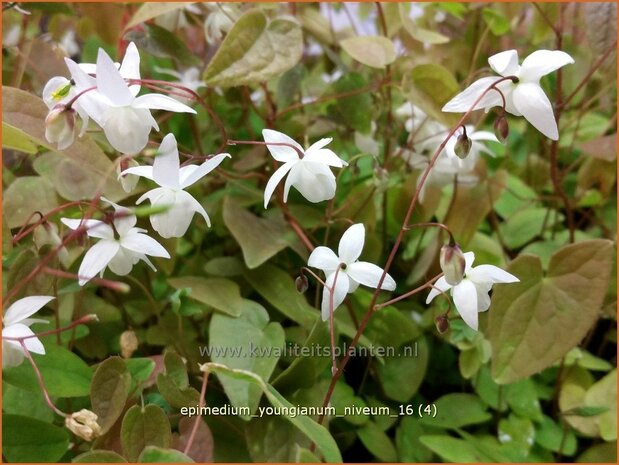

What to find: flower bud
left=440, top=243, right=466, bottom=285
left=494, top=115, right=509, bottom=144
left=120, top=330, right=139, bottom=358
left=65, top=409, right=101, bottom=441
left=454, top=132, right=472, bottom=159
left=116, top=158, right=140, bottom=193
left=435, top=314, right=450, bottom=333
left=295, top=274, right=309, bottom=293
left=45, top=104, right=76, bottom=150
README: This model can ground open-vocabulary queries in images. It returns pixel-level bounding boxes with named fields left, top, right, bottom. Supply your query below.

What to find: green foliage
left=2, top=2, right=616, bottom=463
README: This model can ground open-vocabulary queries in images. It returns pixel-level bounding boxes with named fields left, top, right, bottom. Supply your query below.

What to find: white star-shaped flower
left=121, top=133, right=230, bottom=238
left=442, top=49, right=574, bottom=140
left=62, top=199, right=170, bottom=285
left=308, top=223, right=396, bottom=321
left=262, top=129, right=348, bottom=208
left=64, top=42, right=196, bottom=153
left=426, top=251, right=519, bottom=331
left=2, top=296, right=54, bottom=368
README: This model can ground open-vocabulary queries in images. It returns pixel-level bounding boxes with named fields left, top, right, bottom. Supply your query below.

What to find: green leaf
left=377, top=337, right=428, bottom=402
left=272, top=320, right=331, bottom=392
left=419, top=435, right=494, bottom=462
left=3, top=176, right=59, bottom=229
left=223, top=198, right=297, bottom=269
left=482, top=8, right=511, bottom=35
left=419, top=393, right=491, bottom=428
left=489, top=240, right=614, bottom=383
left=577, top=441, right=617, bottom=462
left=3, top=343, right=92, bottom=397
left=404, top=63, right=460, bottom=124
left=330, top=72, right=373, bottom=133
left=138, top=446, right=194, bottom=463
left=168, top=276, right=244, bottom=316
left=396, top=417, right=433, bottom=462
left=505, top=378, right=543, bottom=422
left=73, top=450, right=128, bottom=463
left=125, top=2, right=193, bottom=29
left=245, top=264, right=317, bottom=328
left=125, top=358, right=157, bottom=385
left=2, top=121, right=38, bottom=153
left=203, top=363, right=342, bottom=463
left=2, top=87, right=127, bottom=203
left=498, top=414, right=535, bottom=455
left=358, top=421, right=398, bottom=461
left=125, top=23, right=199, bottom=66
left=535, top=415, right=578, bottom=455
left=204, top=9, right=303, bottom=87
left=3, top=414, right=69, bottom=462
left=245, top=415, right=299, bottom=461
left=121, top=404, right=172, bottom=462
left=156, top=352, right=201, bottom=409
left=91, top=356, right=132, bottom=434
left=399, top=4, right=449, bottom=44
left=209, top=302, right=284, bottom=416
left=2, top=382, right=54, bottom=422
left=500, top=208, right=554, bottom=249
left=340, top=36, right=396, bottom=68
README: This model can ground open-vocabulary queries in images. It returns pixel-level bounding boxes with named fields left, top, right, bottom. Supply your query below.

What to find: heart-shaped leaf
left=489, top=239, right=614, bottom=383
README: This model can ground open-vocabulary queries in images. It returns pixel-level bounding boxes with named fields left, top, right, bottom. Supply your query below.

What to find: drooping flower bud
left=494, top=115, right=509, bottom=144
left=65, top=409, right=102, bottom=441
left=120, top=330, right=139, bottom=358
left=45, top=104, right=76, bottom=150
left=116, top=158, right=140, bottom=193
left=295, top=274, right=309, bottom=293
left=454, top=128, right=472, bottom=159
left=440, top=242, right=466, bottom=285
left=435, top=314, right=450, bottom=333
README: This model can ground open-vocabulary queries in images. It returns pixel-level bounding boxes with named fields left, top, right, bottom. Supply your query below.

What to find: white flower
left=44, top=104, right=76, bottom=150
left=154, top=66, right=206, bottom=98
left=2, top=296, right=54, bottom=368
left=262, top=129, right=348, bottom=208
left=121, top=133, right=230, bottom=238
left=308, top=223, right=396, bottom=321
left=61, top=199, right=170, bottom=285
left=64, top=42, right=196, bottom=154
left=426, top=251, right=519, bottom=331
left=406, top=125, right=497, bottom=202
left=442, top=49, right=574, bottom=140
left=116, top=158, right=140, bottom=193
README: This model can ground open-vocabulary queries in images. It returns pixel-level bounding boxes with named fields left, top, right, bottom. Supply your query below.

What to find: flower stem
left=184, top=368, right=210, bottom=456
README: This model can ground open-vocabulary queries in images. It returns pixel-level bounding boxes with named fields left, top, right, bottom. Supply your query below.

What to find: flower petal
left=179, top=153, right=230, bottom=189
left=132, top=93, right=196, bottom=113
left=2, top=324, right=45, bottom=355
left=78, top=240, right=120, bottom=285
left=442, top=77, right=506, bottom=113
left=488, top=49, right=520, bottom=76
left=520, top=50, right=575, bottom=82
left=426, top=276, right=451, bottom=304
left=4, top=296, right=55, bottom=327
left=463, top=251, right=476, bottom=274
left=263, top=161, right=295, bottom=208
left=320, top=271, right=350, bottom=321
left=152, top=133, right=180, bottom=189
left=308, top=246, right=340, bottom=272
left=177, top=190, right=211, bottom=227
left=305, top=137, right=333, bottom=153
left=347, top=261, right=396, bottom=291
left=121, top=232, right=170, bottom=258
left=262, top=129, right=303, bottom=163
left=303, top=149, right=348, bottom=167
left=512, top=82, right=558, bottom=140
left=452, top=279, right=479, bottom=331
left=2, top=339, right=25, bottom=368
left=119, top=42, right=141, bottom=95
left=96, top=47, right=133, bottom=106
left=107, top=246, right=139, bottom=275
left=468, top=264, right=519, bottom=284
left=288, top=162, right=336, bottom=203
left=338, top=223, right=365, bottom=264
left=119, top=165, right=155, bottom=181
left=61, top=218, right=114, bottom=240
left=101, top=106, right=155, bottom=154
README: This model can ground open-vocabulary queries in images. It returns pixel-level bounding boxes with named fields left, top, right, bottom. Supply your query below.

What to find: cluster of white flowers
left=3, top=43, right=572, bottom=370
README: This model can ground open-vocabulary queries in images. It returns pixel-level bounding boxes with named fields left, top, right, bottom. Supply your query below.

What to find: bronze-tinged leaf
left=489, top=239, right=614, bottom=384
left=90, top=357, right=132, bottom=435
left=120, top=404, right=171, bottom=462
